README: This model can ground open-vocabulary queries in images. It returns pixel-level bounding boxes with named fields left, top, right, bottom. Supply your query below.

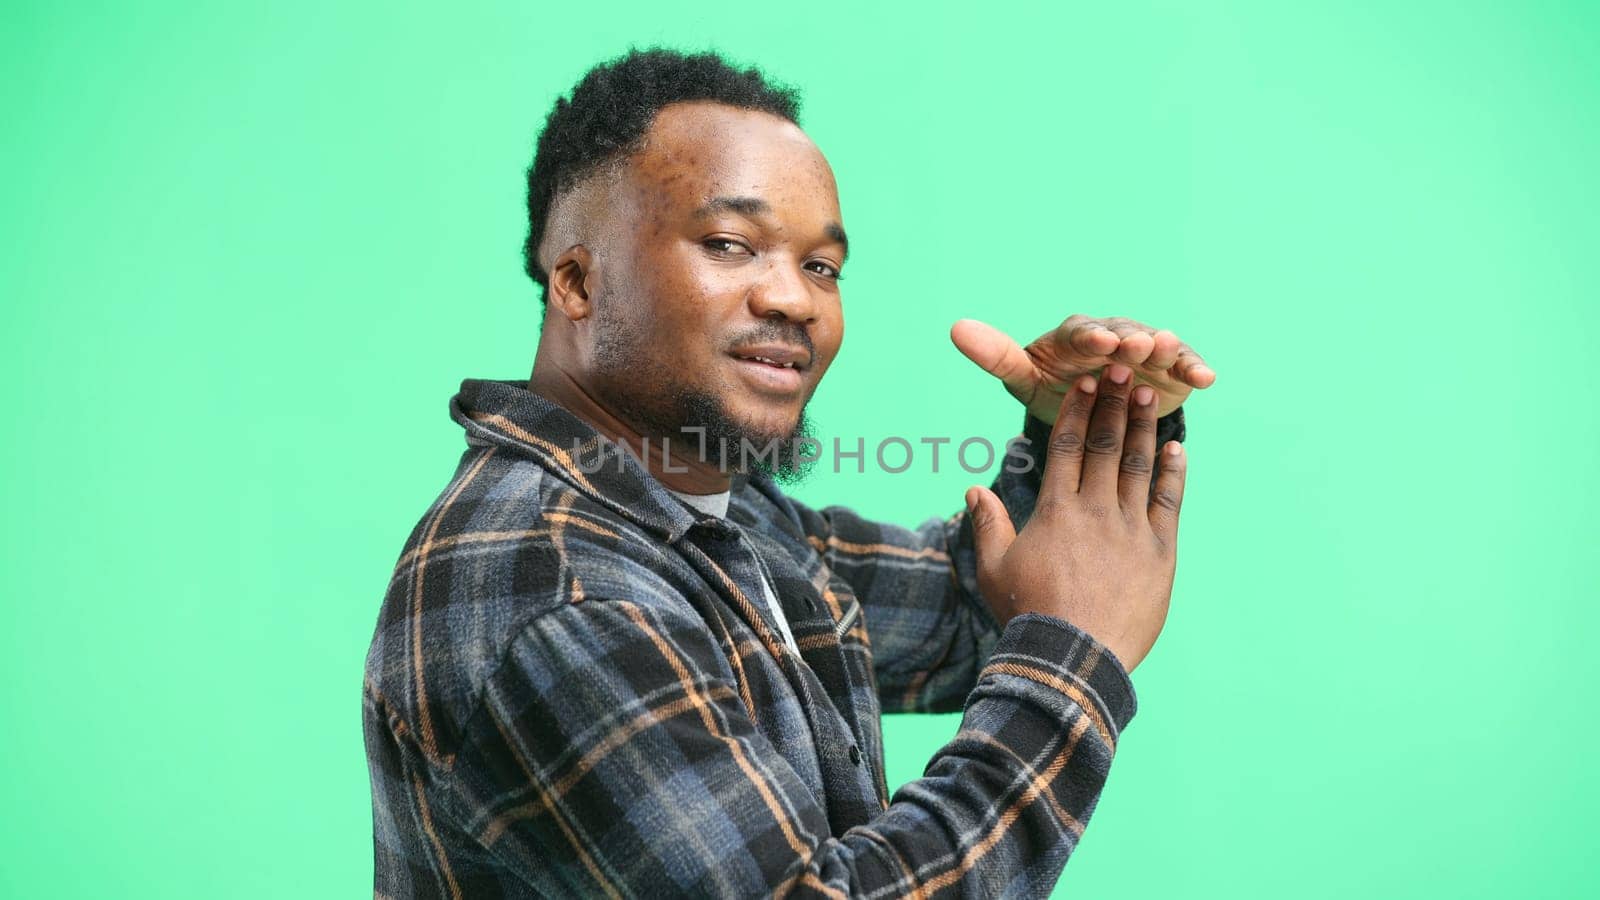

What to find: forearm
left=431, top=603, right=1134, bottom=897
left=812, top=613, right=1135, bottom=896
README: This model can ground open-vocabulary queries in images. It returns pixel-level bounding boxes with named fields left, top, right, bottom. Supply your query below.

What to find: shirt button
left=848, top=745, right=861, bottom=766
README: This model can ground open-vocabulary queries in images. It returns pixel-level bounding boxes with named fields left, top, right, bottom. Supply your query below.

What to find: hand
left=965, top=364, right=1187, bottom=672
left=951, top=314, right=1215, bottom=421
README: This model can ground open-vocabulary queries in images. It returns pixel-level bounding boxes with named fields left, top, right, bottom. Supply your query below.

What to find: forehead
left=622, top=101, right=840, bottom=217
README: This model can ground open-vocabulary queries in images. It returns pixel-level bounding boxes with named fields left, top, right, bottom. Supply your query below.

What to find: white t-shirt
left=669, top=489, right=798, bottom=653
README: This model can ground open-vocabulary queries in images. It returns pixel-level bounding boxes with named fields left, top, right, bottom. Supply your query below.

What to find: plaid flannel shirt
left=363, top=378, right=1186, bottom=898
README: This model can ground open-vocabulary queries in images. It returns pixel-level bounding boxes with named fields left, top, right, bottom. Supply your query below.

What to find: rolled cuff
left=979, top=612, right=1138, bottom=743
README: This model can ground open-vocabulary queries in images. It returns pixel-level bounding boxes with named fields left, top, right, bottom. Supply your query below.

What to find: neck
left=528, top=362, right=734, bottom=496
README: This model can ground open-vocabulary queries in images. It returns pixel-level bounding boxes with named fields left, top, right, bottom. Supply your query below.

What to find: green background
left=4, top=1, right=1596, bottom=896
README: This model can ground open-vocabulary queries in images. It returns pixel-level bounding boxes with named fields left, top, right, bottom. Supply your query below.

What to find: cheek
left=643, top=255, right=747, bottom=363
left=663, top=247, right=752, bottom=322
left=627, top=240, right=713, bottom=323
left=816, top=303, right=845, bottom=363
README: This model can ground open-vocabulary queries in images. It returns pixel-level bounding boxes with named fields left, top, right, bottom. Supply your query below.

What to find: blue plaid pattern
left=363, top=378, right=1185, bottom=897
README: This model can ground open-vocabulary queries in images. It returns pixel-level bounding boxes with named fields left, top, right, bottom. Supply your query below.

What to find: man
left=364, top=48, right=1214, bottom=898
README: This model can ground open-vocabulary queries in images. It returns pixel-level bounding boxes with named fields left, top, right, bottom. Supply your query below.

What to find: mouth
left=729, top=344, right=810, bottom=395
left=735, top=354, right=802, bottom=369
left=730, top=343, right=811, bottom=371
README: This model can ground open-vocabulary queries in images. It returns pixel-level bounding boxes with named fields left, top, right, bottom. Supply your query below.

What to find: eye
left=702, top=237, right=752, bottom=257
left=806, top=259, right=842, bottom=281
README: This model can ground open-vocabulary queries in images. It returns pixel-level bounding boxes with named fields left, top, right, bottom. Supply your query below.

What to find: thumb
left=951, top=319, right=1039, bottom=402
left=965, top=485, right=1016, bottom=581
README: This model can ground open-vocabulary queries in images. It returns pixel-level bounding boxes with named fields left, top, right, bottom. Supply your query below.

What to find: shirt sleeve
left=792, top=407, right=1187, bottom=714
left=426, top=596, right=1138, bottom=898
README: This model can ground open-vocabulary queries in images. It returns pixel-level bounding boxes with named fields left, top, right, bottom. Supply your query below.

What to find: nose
left=747, top=257, right=819, bottom=325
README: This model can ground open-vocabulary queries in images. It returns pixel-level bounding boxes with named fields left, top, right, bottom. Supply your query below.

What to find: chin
left=720, top=397, right=804, bottom=444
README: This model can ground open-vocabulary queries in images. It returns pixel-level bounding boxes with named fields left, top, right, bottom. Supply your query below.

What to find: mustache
left=726, top=322, right=816, bottom=361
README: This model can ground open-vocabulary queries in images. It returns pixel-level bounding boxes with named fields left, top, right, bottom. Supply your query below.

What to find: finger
left=1100, top=319, right=1156, bottom=365
left=1040, top=372, right=1100, bottom=499
left=1080, top=363, right=1137, bottom=502
left=1113, top=333, right=1155, bottom=365
left=1168, top=347, right=1217, bottom=388
left=1142, top=330, right=1183, bottom=370
left=952, top=319, right=1040, bottom=401
left=1118, top=384, right=1160, bottom=513
left=1147, top=441, right=1188, bottom=546
left=1057, top=314, right=1121, bottom=358
left=965, top=486, right=1018, bottom=586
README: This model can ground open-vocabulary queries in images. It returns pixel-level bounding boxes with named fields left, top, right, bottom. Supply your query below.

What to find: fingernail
left=1077, top=375, right=1097, bottom=393
left=1134, top=385, right=1154, bottom=406
left=1166, top=442, right=1183, bottom=456
left=1108, top=365, right=1131, bottom=384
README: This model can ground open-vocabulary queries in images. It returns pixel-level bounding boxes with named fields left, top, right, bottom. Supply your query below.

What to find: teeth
left=741, top=355, right=795, bottom=369
left=742, top=349, right=806, bottom=366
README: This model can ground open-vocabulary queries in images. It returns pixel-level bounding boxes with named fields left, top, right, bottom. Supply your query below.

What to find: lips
left=737, top=354, right=800, bottom=369
left=729, top=344, right=810, bottom=395
left=730, top=343, right=812, bottom=371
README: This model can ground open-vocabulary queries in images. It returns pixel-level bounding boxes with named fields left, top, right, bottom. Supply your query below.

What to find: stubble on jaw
left=588, top=307, right=819, bottom=483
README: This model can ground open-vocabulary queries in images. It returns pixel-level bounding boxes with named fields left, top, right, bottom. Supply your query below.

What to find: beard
left=591, top=311, right=819, bottom=484
left=655, top=388, right=818, bottom=485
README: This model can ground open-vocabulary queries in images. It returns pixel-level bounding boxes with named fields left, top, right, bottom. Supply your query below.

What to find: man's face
left=577, top=102, right=846, bottom=471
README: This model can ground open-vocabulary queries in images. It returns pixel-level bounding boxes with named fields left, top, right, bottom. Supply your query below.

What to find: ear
left=545, top=245, right=596, bottom=322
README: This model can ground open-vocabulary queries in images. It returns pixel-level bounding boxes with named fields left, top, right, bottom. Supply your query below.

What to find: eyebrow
left=693, top=195, right=850, bottom=262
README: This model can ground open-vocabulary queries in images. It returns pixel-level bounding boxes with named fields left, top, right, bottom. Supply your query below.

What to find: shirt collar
left=450, top=378, right=711, bottom=543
